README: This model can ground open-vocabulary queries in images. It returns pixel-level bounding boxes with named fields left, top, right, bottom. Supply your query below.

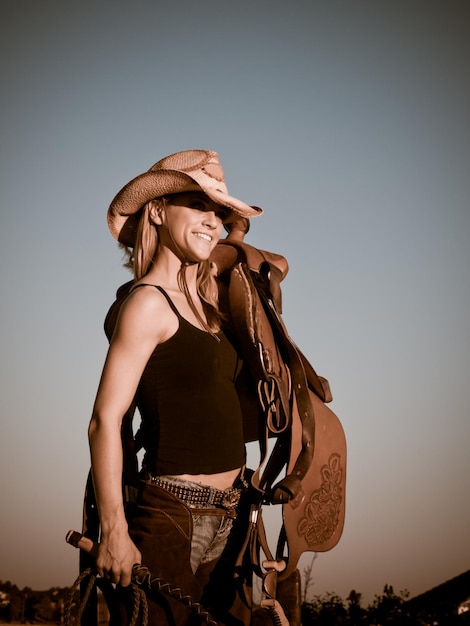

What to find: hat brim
left=108, top=169, right=262, bottom=247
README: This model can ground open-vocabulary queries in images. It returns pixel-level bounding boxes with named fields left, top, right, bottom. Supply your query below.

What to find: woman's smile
left=193, top=231, right=213, bottom=242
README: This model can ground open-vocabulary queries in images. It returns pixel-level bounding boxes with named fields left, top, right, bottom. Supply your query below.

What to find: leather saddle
left=210, top=222, right=347, bottom=582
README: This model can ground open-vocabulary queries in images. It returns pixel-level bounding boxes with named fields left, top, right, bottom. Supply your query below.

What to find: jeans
left=191, top=512, right=234, bottom=573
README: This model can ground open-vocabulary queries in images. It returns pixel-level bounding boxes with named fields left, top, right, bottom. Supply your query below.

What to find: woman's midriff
left=168, top=467, right=242, bottom=490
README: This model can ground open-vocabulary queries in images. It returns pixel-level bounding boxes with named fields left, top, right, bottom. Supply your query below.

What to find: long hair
left=119, top=198, right=222, bottom=332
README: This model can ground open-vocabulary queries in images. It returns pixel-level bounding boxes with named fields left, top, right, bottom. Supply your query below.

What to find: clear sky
left=1, top=0, right=469, bottom=605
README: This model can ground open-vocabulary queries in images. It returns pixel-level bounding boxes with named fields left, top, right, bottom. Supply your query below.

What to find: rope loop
left=64, top=568, right=97, bottom=626
left=64, top=567, right=148, bottom=626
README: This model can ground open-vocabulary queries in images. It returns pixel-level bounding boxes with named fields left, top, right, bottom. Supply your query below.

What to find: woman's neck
left=144, top=250, right=199, bottom=292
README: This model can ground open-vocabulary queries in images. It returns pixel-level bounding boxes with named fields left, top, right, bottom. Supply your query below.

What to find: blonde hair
left=119, top=198, right=222, bottom=332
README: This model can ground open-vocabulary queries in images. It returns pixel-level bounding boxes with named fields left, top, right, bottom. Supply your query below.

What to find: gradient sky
left=1, top=0, right=469, bottom=605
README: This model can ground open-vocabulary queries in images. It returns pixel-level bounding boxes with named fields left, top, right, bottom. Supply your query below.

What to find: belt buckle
left=221, top=490, right=239, bottom=509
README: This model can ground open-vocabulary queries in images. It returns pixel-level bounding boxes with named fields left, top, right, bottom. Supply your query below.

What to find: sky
left=1, top=0, right=469, bottom=606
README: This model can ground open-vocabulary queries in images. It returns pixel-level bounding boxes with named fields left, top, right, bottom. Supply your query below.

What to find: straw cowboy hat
left=107, top=149, right=263, bottom=247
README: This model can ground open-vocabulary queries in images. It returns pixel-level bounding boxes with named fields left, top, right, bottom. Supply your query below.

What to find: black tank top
left=135, top=285, right=246, bottom=475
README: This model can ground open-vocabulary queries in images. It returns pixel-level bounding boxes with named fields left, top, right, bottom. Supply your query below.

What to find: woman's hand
left=96, top=529, right=142, bottom=587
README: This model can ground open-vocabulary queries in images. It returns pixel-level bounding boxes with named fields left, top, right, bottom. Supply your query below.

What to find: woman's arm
left=88, top=287, right=174, bottom=586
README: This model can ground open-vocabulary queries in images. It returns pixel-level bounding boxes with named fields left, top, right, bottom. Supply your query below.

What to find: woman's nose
left=203, top=211, right=218, bottom=228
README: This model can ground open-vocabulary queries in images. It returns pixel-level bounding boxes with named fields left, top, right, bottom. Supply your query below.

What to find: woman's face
left=160, top=191, right=230, bottom=262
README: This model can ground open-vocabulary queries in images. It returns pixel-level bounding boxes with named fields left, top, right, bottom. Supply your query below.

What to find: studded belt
left=145, top=475, right=243, bottom=510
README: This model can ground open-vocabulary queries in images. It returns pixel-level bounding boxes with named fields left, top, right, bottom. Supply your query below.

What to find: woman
left=88, top=150, right=262, bottom=625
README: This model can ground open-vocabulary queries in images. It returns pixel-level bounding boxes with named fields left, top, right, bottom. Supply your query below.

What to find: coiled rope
left=64, top=565, right=218, bottom=626
left=64, top=567, right=148, bottom=626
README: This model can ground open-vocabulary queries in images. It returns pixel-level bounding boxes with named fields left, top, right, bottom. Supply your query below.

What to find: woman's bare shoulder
left=113, top=284, right=177, bottom=344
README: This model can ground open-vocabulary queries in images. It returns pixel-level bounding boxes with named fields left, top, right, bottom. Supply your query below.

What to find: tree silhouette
left=365, top=585, right=412, bottom=626
left=346, top=589, right=366, bottom=626
left=302, top=591, right=347, bottom=625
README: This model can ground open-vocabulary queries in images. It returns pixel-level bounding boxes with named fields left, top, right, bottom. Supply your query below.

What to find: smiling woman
left=87, top=150, right=262, bottom=625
